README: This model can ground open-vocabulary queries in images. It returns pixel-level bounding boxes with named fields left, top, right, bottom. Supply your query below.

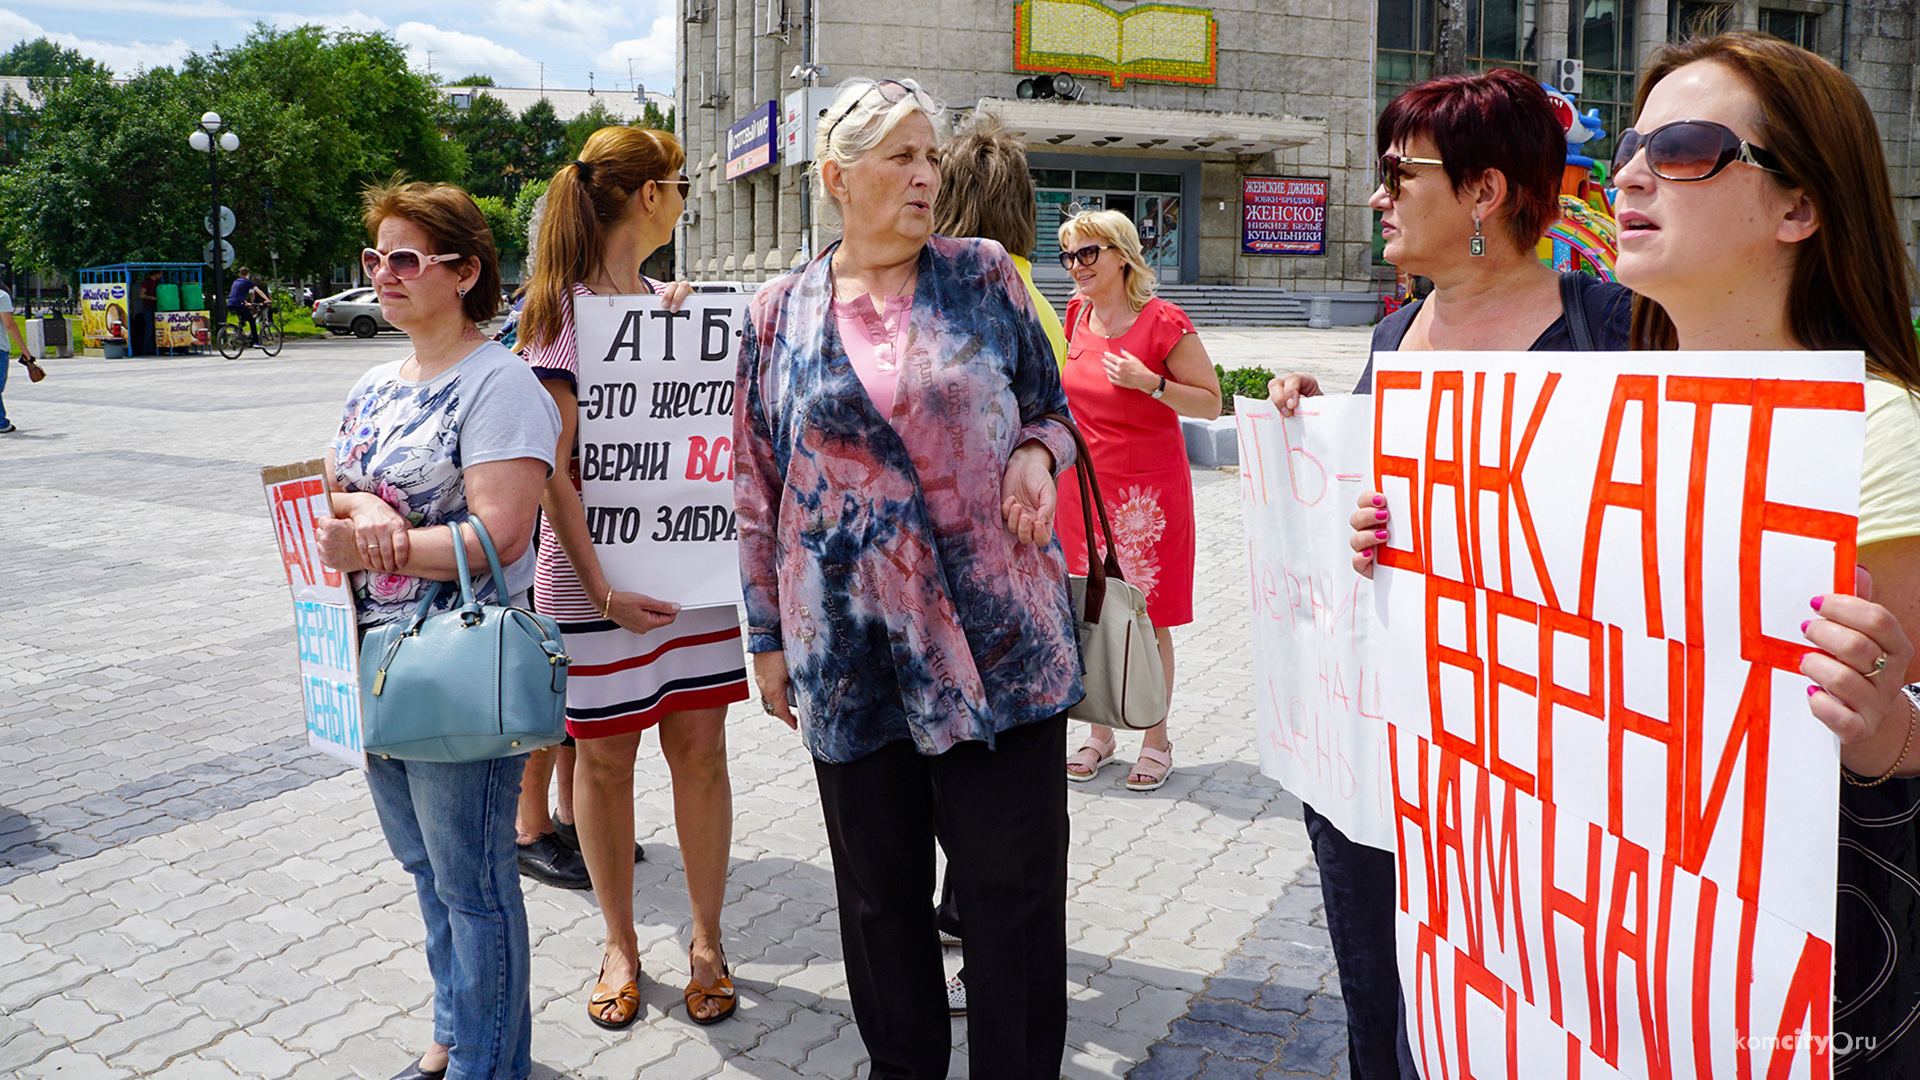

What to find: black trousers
left=814, top=714, right=1069, bottom=1080
left=1302, top=803, right=1419, bottom=1080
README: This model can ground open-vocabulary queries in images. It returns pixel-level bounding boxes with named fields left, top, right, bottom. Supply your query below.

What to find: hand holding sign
left=607, top=589, right=681, bottom=634
left=1802, top=567, right=1917, bottom=769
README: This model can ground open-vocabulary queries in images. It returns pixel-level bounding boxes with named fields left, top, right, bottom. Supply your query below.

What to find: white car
left=312, top=288, right=394, bottom=338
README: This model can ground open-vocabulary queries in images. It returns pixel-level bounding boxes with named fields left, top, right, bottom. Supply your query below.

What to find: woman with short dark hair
left=1274, top=67, right=1631, bottom=1080
left=318, top=180, right=561, bottom=1080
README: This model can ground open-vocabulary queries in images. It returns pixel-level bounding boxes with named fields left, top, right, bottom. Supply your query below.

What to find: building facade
left=677, top=0, right=1917, bottom=300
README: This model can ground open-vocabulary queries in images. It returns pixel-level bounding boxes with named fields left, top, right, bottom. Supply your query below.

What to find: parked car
left=691, top=280, right=753, bottom=294
left=312, top=288, right=392, bottom=338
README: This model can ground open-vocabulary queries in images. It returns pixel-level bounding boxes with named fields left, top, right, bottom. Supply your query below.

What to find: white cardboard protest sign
left=1372, top=351, right=1863, bottom=1080
left=573, top=294, right=751, bottom=610
left=1238, top=393, right=1394, bottom=849
left=262, top=460, right=365, bottom=770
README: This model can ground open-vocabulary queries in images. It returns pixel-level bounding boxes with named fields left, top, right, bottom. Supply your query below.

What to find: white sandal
left=1066, top=735, right=1118, bottom=782
left=946, top=973, right=967, bottom=1016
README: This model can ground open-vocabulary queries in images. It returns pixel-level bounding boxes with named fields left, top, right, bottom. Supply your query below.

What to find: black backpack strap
left=1560, top=271, right=1596, bottom=352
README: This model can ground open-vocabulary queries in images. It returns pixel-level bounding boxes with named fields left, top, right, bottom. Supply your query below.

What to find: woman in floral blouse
left=733, top=77, right=1080, bottom=1079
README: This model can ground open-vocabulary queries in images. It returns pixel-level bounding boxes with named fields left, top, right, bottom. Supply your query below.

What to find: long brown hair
left=520, top=126, right=685, bottom=353
left=1628, top=33, right=1920, bottom=388
left=362, top=179, right=500, bottom=324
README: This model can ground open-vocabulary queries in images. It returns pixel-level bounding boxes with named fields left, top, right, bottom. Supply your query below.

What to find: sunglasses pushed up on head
left=362, top=248, right=464, bottom=280
left=1611, top=119, right=1788, bottom=182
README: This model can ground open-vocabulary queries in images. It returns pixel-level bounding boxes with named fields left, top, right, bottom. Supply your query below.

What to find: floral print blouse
left=733, top=236, right=1085, bottom=763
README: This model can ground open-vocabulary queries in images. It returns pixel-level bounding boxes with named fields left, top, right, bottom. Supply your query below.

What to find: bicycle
left=216, top=308, right=283, bottom=359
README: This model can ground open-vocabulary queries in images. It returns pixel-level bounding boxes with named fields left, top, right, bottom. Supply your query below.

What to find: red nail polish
left=1376, top=530, right=1390, bottom=540
left=1810, top=596, right=1823, bottom=611
left=1372, top=495, right=1384, bottom=507
left=1375, top=509, right=1389, bottom=521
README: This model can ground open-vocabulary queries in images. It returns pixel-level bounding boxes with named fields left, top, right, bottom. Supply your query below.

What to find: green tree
left=449, top=73, right=495, bottom=86
left=0, top=24, right=462, bottom=283
left=510, top=178, right=548, bottom=255
left=0, top=38, right=111, bottom=78
left=639, top=100, right=674, bottom=132
left=471, top=194, right=515, bottom=257
left=515, top=99, right=567, bottom=191
left=449, top=91, right=518, bottom=200
left=563, top=99, right=622, bottom=159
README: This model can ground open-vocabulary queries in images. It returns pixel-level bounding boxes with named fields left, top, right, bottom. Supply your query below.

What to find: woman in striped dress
left=518, top=126, right=748, bottom=1029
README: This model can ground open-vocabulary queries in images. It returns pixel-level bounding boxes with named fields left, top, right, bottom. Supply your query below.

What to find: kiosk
left=78, top=263, right=209, bottom=356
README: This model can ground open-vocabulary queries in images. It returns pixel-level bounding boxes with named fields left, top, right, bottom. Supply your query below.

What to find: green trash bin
left=183, top=283, right=204, bottom=310
left=156, top=283, right=181, bottom=311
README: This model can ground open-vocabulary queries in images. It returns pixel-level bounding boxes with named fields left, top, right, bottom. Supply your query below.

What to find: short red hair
left=1377, top=68, right=1565, bottom=249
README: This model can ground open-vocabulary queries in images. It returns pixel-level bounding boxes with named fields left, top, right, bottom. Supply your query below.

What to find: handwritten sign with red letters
left=1239, top=393, right=1395, bottom=848
left=263, top=459, right=365, bottom=770
left=1372, top=351, right=1863, bottom=1079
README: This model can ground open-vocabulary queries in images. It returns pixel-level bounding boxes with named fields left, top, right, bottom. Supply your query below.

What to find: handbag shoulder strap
left=1038, top=411, right=1126, bottom=623
left=1559, top=271, right=1596, bottom=353
left=464, top=516, right=509, bottom=591
left=1065, top=296, right=1086, bottom=343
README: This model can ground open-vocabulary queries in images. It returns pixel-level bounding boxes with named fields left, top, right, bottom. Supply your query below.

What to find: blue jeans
left=0, top=346, right=11, bottom=428
left=367, top=753, right=532, bottom=1080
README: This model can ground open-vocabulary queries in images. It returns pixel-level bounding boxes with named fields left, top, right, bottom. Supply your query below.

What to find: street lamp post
left=188, top=112, right=239, bottom=328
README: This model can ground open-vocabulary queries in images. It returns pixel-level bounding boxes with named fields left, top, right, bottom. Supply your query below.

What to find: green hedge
left=1214, top=365, right=1275, bottom=415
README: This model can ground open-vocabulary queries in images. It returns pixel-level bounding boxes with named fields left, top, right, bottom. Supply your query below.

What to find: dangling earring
left=1469, top=217, right=1486, bottom=257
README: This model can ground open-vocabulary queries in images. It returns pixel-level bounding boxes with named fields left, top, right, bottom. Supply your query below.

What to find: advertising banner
left=81, top=280, right=128, bottom=346
left=1242, top=177, right=1328, bottom=256
left=725, top=101, right=779, bottom=181
left=156, top=311, right=210, bottom=349
left=1372, top=350, right=1863, bottom=1079
left=262, top=460, right=365, bottom=770
left=573, top=293, right=750, bottom=610
left=1238, top=393, right=1394, bottom=849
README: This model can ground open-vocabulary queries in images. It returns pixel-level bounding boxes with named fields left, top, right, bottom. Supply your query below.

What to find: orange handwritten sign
left=1374, top=351, right=1864, bottom=1079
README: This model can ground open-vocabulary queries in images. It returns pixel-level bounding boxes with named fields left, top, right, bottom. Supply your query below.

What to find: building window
left=1376, top=0, right=1541, bottom=117
left=1669, top=1, right=1732, bottom=38
left=1759, top=7, right=1817, bottom=49
left=1575, top=0, right=1637, bottom=167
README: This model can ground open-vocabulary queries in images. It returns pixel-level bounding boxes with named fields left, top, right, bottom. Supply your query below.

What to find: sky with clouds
left=1, top=0, right=678, bottom=95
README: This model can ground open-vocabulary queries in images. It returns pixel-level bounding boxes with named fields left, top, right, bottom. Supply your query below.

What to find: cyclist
left=226, top=268, right=270, bottom=343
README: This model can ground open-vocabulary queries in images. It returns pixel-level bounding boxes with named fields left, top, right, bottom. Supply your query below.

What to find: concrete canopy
left=976, top=97, right=1323, bottom=157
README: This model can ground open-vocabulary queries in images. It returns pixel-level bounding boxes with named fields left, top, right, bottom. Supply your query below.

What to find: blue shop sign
left=725, top=102, right=780, bottom=180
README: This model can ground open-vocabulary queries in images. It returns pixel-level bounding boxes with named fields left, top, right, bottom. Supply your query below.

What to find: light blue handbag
left=358, top=517, right=570, bottom=762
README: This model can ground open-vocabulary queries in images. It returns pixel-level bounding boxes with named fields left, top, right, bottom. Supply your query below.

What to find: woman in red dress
left=1056, top=209, right=1222, bottom=791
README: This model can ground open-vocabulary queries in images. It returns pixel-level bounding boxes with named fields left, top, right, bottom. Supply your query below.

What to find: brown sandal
left=588, top=954, right=641, bottom=1030
left=684, top=945, right=737, bottom=1025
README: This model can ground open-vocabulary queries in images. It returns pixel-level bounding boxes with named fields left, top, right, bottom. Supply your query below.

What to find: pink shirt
left=833, top=291, right=912, bottom=419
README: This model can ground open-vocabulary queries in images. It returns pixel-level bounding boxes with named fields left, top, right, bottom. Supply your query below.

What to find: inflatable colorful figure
left=1537, top=83, right=1619, bottom=281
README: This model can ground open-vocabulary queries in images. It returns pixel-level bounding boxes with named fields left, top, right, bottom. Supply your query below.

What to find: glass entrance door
left=1029, top=166, right=1187, bottom=281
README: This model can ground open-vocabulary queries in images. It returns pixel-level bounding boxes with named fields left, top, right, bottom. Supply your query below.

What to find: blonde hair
left=812, top=77, right=944, bottom=222
left=521, top=126, right=685, bottom=353
left=1059, top=209, right=1156, bottom=312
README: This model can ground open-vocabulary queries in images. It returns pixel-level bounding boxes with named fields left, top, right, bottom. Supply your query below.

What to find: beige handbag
left=1043, top=413, right=1169, bottom=730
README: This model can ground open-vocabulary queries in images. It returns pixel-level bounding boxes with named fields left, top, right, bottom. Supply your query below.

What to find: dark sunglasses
left=1056, top=243, right=1114, bottom=271
left=1376, top=153, right=1447, bottom=200
left=822, top=79, right=917, bottom=146
left=362, top=247, right=463, bottom=280
left=1612, top=119, right=1787, bottom=182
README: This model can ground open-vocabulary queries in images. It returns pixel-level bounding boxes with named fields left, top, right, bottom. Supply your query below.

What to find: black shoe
left=553, top=818, right=644, bottom=863
left=386, top=1060, right=446, bottom=1080
left=517, top=832, right=592, bottom=889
